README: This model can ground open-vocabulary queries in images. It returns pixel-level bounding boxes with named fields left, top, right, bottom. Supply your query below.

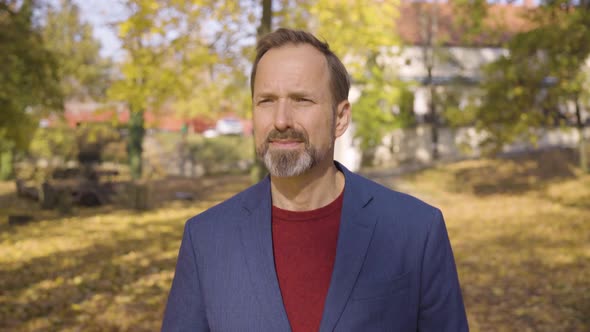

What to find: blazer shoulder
left=352, top=172, right=439, bottom=212
left=349, top=172, right=443, bottom=232
left=185, top=180, right=265, bottom=229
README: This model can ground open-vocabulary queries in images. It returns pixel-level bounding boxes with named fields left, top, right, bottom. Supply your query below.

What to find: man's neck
left=270, top=161, right=345, bottom=211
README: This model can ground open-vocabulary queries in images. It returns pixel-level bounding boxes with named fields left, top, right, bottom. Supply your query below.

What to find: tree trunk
left=128, top=109, right=145, bottom=180
left=128, top=181, right=149, bottom=210
left=0, top=149, right=14, bottom=180
left=579, top=129, right=588, bottom=173
left=258, top=0, right=272, bottom=36
left=251, top=0, right=273, bottom=183
left=429, top=77, right=439, bottom=161
left=575, top=98, right=588, bottom=173
left=420, top=0, right=439, bottom=162
left=179, top=125, right=187, bottom=176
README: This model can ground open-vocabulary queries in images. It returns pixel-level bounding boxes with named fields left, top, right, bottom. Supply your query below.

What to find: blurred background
left=0, top=0, right=588, bottom=331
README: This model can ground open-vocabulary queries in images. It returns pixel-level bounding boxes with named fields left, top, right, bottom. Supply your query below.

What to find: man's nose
left=273, top=99, right=293, bottom=131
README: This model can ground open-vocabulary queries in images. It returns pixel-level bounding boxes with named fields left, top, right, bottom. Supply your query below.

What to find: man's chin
left=263, top=152, right=313, bottom=177
left=267, top=167, right=309, bottom=178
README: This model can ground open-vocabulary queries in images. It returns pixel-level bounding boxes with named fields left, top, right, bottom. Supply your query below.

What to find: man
left=162, top=28, right=468, bottom=332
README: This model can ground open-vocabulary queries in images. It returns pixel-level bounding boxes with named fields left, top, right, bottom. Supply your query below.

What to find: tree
left=475, top=0, right=590, bottom=172
left=109, top=0, right=219, bottom=179
left=123, top=0, right=404, bottom=179
left=109, top=0, right=403, bottom=178
left=402, top=0, right=491, bottom=160
left=411, top=0, right=444, bottom=160
left=42, top=0, right=112, bottom=101
left=0, top=0, right=63, bottom=179
left=280, top=0, right=402, bottom=157
left=353, top=55, right=409, bottom=152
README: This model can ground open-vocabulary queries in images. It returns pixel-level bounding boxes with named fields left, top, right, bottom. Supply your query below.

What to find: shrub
left=187, top=135, right=254, bottom=175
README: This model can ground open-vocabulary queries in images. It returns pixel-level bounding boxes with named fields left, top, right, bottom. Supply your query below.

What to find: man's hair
left=250, top=28, right=350, bottom=106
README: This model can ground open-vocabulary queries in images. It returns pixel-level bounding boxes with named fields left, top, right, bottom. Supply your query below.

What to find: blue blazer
left=162, top=163, right=468, bottom=331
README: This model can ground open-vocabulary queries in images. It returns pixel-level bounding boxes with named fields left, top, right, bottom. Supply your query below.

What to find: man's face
left=252, top=43, right=349, bottom=177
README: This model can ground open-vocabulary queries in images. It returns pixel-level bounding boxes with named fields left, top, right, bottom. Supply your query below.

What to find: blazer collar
left=238, top=175, right=291, bottom=331
left=239, top=162, right=377, bottom=332
left=319, top=162, right=377, bottom=332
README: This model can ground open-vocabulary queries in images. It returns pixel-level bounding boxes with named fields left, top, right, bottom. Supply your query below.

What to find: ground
left=369, top=148, right=590, bottom=331
left=0, top=149, right=588, bottom=331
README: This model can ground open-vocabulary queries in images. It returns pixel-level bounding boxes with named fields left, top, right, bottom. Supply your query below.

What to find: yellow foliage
left=392, top=149, right=589, bottom=331
left=0, top=176, right=250, bottom=331
left=2, top=153, right=587, bottom=330
left=308, top=0, right=399, bottom=75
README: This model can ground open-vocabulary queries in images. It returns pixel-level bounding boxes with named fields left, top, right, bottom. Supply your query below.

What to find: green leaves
left=42, top=0, right=111, bottom=101
left=0, top=0, right=63, bottom=152
left=354, top=63, right=410, bottom=150
left=475, top=1, right=590, bottom=155
left=292, top=0, right=403, bottom=151
left=109, top=0, right=222, bottom=113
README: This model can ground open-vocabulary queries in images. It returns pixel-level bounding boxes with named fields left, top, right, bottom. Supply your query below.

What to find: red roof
left=59, top=102, right=192, bottom=132
left=397, top=1, right=536, bottom=47
left=52, top=102, right=249, bottom=134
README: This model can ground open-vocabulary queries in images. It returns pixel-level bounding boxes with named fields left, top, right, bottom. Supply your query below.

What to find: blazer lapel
left=238, top=177, right=291, bottom=331
left=319, top=164, right=378, bottom=332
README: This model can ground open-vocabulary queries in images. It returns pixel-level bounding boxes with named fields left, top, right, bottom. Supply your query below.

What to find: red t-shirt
left=271, top=190, right=344, bottom=332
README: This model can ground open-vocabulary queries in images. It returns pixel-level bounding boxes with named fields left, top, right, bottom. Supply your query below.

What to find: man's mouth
left=269, top=139, right=303, bottom=148
left=265, top=129, right=307, bottom=149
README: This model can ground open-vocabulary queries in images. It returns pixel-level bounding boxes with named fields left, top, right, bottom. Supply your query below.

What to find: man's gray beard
left=264, top=149, right=315, bottom=177
left=256, top=137, right=330, bottom=177
left=262, top=147, right=316, bottom=177
left=255, top=115, right=336, bottom=177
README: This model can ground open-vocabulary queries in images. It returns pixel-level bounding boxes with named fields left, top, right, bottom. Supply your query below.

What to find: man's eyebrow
left=254, top=92, right=277, bottom=99
left=289, top=91, right=315, bottom=99
left=254, top=91, right=316, bottom=99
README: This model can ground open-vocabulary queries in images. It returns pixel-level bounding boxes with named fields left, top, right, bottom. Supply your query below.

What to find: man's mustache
left=266, top=129, right=308, bottom=143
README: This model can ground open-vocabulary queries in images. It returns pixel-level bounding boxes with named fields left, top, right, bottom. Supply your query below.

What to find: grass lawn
left=379, top=148, right=590, bottom=331
left=0, top=176, right=250, bottom=331
left=1, top=149, right=588, bottom=331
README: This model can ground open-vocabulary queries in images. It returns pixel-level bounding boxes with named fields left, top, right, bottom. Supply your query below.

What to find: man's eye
left=258, top=99, right=271, bottom=105
left=295, top=97, right=312, bottom=103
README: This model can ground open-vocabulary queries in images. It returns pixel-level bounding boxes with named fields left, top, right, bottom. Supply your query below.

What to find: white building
left=335, top=1, right=547, bottom=170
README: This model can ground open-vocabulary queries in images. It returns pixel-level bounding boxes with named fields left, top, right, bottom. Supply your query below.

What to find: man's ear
left=334, top=100, right=351, bottom=138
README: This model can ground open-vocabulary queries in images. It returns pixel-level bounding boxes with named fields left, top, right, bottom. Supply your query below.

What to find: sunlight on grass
left=1, top=208, right=194, bottom=268
left=396, top=149, right=590, bottom=331
left=0, top=176, right=250, bottom=331
left=1, top=150, right=588, bottom=331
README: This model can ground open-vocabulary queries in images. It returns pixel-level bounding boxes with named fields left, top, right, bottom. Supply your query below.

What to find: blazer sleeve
left=418, top=209, right=469, bottom=332
left=162, top=220, right=210, bottom=332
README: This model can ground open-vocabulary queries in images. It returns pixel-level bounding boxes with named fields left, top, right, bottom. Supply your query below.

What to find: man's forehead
left=252, top=43, right=332, bottom=100
left=258, top=43, right=328, bottom=70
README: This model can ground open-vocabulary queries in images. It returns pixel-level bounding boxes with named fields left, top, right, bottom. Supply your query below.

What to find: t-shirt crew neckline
left=272, top=188, right=345, bottom=222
